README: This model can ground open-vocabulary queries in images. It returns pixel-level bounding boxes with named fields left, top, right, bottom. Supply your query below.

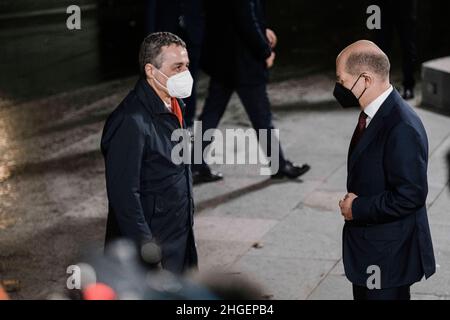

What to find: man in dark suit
left=192, top=0, right=310, bottom=184
left=101, top=32, right=198, bottom=274
left=334, top=40, right=435, bottom=300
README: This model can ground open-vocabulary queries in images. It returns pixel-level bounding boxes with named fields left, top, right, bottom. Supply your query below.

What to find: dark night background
left=0, top=0, right=450, bottom=103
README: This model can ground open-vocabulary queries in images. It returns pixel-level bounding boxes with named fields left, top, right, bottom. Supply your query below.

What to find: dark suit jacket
left=101, top=78, right=198, bottom=274
left=152, top=0, right=205, bottom=47
left=201, top=0, right=272, bottom=86
left=344, top=89, right=435, bottom=288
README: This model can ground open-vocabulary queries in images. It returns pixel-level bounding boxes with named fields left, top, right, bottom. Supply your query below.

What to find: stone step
left=422, top=56, right=450, bottom=111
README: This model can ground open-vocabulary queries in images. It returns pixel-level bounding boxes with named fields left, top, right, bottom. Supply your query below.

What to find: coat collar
left=135, top=77, right=186, bottom=116
left=364, top=85, right=393, bottom=121
left=347, top=89, right=401, bottom=173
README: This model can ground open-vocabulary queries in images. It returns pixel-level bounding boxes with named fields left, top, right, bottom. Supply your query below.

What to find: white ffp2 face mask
left=154, top=68, right=193, bottom=99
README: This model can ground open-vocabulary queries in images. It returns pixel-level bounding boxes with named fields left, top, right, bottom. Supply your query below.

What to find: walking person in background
left=371, top=0, right=418, bottom=100
left=192, top=0, right=310, bottom=185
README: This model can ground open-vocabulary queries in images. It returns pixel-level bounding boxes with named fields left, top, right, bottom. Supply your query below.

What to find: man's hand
left=266, top=28, right=278, bottom=48
left=266, top=51, right=276, bottom=69
left=339, top=193, right=358, bottom=221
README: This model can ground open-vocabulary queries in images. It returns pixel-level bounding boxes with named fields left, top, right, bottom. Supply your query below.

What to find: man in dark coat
left=192, top=0, right=310, bottom=184
left=335, top=40, right=435, bottom=300
left=101, top=32, right=198, bottom=274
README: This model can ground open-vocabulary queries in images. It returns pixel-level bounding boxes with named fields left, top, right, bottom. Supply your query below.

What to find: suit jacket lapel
left=347, top=90, right=399, bottom=174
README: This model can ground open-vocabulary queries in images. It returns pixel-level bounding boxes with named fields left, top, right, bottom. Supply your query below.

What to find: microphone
left=83, top=283, right=117, bottom=300
left=140, top=241, right=162, bottom=266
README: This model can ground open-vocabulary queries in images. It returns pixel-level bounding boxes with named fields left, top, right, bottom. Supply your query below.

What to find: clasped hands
left=339, top=193, right=358, bottom=221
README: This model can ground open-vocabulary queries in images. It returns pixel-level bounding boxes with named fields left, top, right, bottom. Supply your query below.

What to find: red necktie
left=170, top=98, right=184, bottom=127
left=350, top=111, right=368, bottom=154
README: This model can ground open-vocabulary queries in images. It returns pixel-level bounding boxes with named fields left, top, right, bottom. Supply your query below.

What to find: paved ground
left=192, top=74, right=450, bottom=300
left=0, top=71, right=449, bottom=299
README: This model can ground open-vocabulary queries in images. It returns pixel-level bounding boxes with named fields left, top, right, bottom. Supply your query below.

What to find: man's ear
left=363, top=73, right=373, bottom=88
left=144, top=64, right=154, bottom=79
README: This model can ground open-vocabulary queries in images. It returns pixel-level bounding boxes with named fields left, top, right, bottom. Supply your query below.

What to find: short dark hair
left=345, top=51, right=390, bottom=80
left=138, top=32, right=186, bottom=74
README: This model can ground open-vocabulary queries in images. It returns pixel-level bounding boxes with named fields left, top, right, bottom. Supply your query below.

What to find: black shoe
left=192, top=166, right=223, bottom=185
left=271, top=161, right=310, bottom=179
left=402, top=88, right=415, bottom=100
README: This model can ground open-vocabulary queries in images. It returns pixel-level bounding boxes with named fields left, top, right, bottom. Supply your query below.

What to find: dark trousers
left=353, top=284, right=411, bottom=300
left=372, top=0, right=418, bottom=89
left=193, top=79, right=286, bottom=171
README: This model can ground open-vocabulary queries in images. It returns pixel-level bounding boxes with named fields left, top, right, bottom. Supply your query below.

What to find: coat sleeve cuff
left=352, top=196, right=370, bottom=223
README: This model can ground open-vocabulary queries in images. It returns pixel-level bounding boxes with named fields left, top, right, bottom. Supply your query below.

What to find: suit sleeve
left=233, top=0, right=272, bottom=60
left=352, top=122, right=428, bottom=224
left=104, top=114, right=153, bottom=244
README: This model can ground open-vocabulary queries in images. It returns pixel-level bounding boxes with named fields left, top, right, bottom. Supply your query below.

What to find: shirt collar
left=163, top=100, right=172, bottom=111
left=363, top=85, right=393, bottom=120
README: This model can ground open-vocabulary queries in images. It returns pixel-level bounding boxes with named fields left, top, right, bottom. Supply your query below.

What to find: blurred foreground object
left=74, top=239, right=214, bottom=300
left=67, top=239, right=264, bottom=300
left=0, top=285, right=10, bottom=300
left=0, top=280, right=20, bottom=294
left=193, top=272, right=264, bottom=300
left=422, top=57, right=450, bottom=111
left=83, top=283, right=117, bottom=300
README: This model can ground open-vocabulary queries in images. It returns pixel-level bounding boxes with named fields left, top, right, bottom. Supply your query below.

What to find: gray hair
left=345, top=51, right=391, bottom=80
left=139, top=32, right=186, bottom=74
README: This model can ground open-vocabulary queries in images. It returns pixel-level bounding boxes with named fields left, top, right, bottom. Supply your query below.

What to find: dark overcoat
left=101, top=78, right=198, bottom=274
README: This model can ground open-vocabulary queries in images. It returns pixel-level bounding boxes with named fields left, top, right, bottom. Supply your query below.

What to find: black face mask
left=333, top=74, right=367, bottom=108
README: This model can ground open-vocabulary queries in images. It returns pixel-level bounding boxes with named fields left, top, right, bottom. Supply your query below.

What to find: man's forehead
left=336, top=64, right=345, bottom=76
left=161, top=47, right=188, bottom=66
left=336, top=68, right=350, bottom=82
left=162, top=45, right=188, bottom=57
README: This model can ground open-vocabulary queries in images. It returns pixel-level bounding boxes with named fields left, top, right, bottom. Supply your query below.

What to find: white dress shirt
left=363, top=85, right=393, bottom=128
left=163, top=100, right=172, bottom=112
